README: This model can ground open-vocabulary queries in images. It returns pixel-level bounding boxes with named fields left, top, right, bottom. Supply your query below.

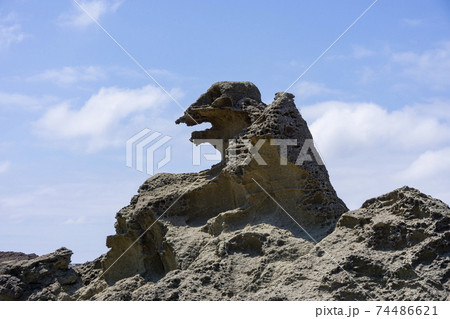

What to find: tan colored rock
left=129, top=186, right=449, bottom=301
left=101, top=82, right=347, bottom=285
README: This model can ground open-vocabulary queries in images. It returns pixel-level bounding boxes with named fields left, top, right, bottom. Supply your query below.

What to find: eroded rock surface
left=101, top=81, right=347, bottom=285
left=0, top=248, right=81, bottom=300
left=1, top=82, right=448, bottom=300
left=87, top=186, right=448, bottom=301
left=0, top=252, right=37, bottom=263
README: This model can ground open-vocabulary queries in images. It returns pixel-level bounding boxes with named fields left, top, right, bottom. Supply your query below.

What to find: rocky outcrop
left=314, top=186, right=450, bottom=300
left=85, top=186, right=448, bottom=301
left=0, top=252, right=37, bottom=263
left=0, top=248, right=81, bottom=300
left=1, top=82, right=448, bottom=301
left=100, top=81, right=347, bottom=285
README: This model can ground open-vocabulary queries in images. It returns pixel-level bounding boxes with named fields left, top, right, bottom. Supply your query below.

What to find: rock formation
left=1, top=82, right=448, bottom=301
left=100, top=81, right=347, bottom=285
left=0, top=248, right=79, bottom=300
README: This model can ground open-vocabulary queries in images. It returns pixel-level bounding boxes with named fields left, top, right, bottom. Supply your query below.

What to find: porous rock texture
left=1, top=82, right=448, bottom=301
left=0, top=248, right=79, bottom=300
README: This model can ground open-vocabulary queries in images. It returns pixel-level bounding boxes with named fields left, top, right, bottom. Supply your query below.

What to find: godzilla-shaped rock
left=1, top=82, right=448, bottom=300
left=100, top=81, right=347, bottom=285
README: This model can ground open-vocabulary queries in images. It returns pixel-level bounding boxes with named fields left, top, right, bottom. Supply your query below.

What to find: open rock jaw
left=175, top=81, right=265, bottom=144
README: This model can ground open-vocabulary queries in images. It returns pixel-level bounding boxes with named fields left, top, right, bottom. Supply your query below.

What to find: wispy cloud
left=147, top=68, right=197, bottom=82
left=0, top=161, right=11, bottom=174
left=28, top=66, right=105, bottom=85
left=63, top=216, right=86, bottom=225
left=355, top=66, right=377, bottom=84
left=402, top=18, right=423, bottom=27
left=0, top=91, right=57, bottom=111
left=293, top=81, right=339, bottom=100
left=0, top=186, right=56, bottom=209
left=353, top=42, right=450, bottom=90
left=407, top=98, right=450, bottom=122
left=0, top=13, right=24, bottom=49
left=399, top=147, right=450, bottom=180
left=352, top=45, right=376, bottom=59
left=34, top=85, right=180, bottom=151
left=60, top=0, right=123, bottom=28
left=391, top=41, right=450, bottom=90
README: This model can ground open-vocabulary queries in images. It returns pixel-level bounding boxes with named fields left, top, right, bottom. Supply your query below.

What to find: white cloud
left=148, top=68, right=197, bottom=82
left=293, top=81, right=339, bottom=100
left=0, top=92, right=42, bottom=110
left=406, top=98, right=450, bottom=123
left=289, top=60, right=300, bottom=67
left=29, top=66, right=105, bottom=85
left=354, top=66, right=378, bottom=84
left=0, top=161, right=11, bottom=174
left=61, top=0, right=123, bottom=28
left=352, top=45, right=375, bottom=59
left=149, top=69, right=179, bottom=79
left=395, top=146, right=450, bottom=206
left=402, top=18, right=423, bottom=27
left=63, top=216, right=86, bottom=225
left=34, top=85, right=179, bottom=151
left=398, top=148, right=450, bottom=180
left=0, top=13, right=24, bottom=49
left=0, top=91, right=58, bottom=111
left=391, top=41, right=450, bottom=90
left=301, top=100, right=450, bottom=209
left=0, top=186, right=56, bottom=209
left=303, top=101, right=450, bottom=157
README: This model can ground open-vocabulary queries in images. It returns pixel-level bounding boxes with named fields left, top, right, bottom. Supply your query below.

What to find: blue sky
left=1, top=0, right=449, bottom=263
